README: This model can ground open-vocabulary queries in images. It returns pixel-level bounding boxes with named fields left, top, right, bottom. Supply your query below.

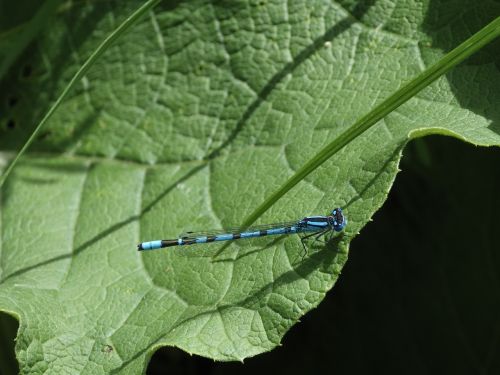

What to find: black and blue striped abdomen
left=178, top=225, right=302, bottom=246
left=139, top=224, right=309, bottom=250
left=137, top=211, right=345, bottom=251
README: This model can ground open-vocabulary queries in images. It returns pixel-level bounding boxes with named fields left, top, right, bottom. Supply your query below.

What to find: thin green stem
left=0, top=0, right=162, bottom=189
left=240, top=16, right=500, bottom=229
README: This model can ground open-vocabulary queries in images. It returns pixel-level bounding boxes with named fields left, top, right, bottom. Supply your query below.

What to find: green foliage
left=0, top=1, right=499, bottom=373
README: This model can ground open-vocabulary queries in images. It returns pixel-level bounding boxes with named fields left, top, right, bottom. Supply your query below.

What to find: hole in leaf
left=6, top=119, right=16, bottom=129
left=7, top=96, right=18, bottom=107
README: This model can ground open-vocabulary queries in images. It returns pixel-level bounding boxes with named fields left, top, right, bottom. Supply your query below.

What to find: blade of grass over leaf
left=229, top=15, right=500, bottom=240
left=0, top=0, right=162, bottom=189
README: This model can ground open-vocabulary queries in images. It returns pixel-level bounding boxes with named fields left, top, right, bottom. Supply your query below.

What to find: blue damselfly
left=138, top=208, right=346, bottom=251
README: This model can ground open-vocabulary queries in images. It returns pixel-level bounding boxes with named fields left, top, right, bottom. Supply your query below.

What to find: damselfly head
left=331, top=208, right=346, bottom=232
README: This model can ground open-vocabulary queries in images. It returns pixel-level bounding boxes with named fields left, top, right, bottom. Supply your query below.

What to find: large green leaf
left=0, top=0, right=499, bottom=373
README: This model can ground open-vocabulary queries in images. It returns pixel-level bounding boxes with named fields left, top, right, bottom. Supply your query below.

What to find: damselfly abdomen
left=138, top=208, right=346, bottom=251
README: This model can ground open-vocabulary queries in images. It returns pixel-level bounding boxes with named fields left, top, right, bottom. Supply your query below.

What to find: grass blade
left=0, top=0, right=162, bottom=189
left=238, top=16, right=500, bottom=230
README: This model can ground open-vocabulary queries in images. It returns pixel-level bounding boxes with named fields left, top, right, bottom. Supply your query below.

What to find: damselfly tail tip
left=137, top=240, right=164, bottom=251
